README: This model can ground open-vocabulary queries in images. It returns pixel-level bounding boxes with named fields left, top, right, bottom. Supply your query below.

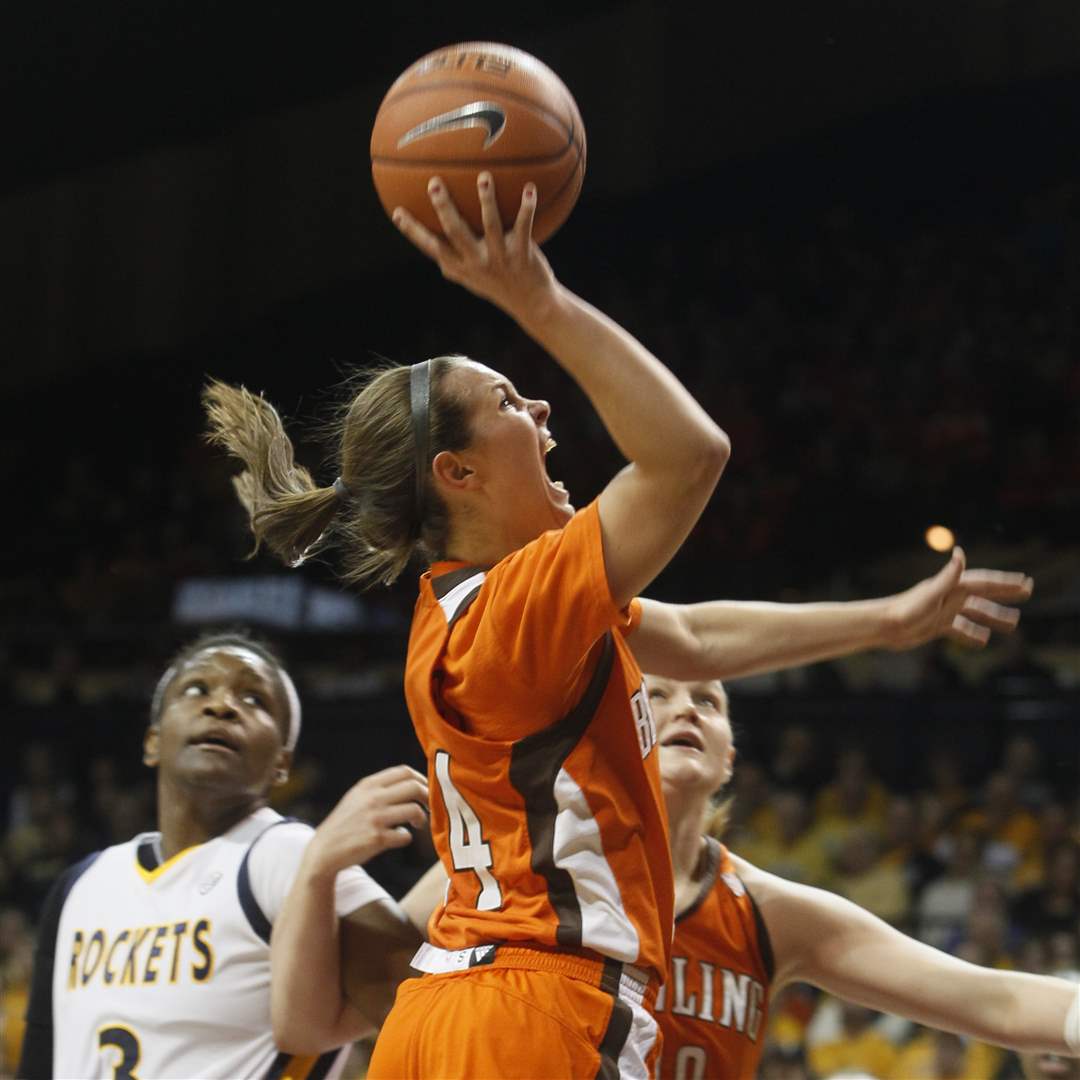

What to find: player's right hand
left=392, top=172, right=559, bottom=323
left=304, top=765, right=429, bottom=875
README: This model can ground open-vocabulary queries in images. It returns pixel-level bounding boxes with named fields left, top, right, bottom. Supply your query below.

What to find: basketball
left=371, top=42, right=586, bottom=244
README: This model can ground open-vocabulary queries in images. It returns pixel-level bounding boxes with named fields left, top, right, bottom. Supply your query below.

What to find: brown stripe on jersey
left=595, top=960, right=634, bottom=1080
left=746, top=886, right=776, bottom=983
left=446, top=584, right=483, bottom=630
left=508, top=633, right=615, bottom=948
left=431, top=566, right=487, bottom=599
left=431, top=566, right=487, bottom=629
left=676, top=835, right=722, bottom=924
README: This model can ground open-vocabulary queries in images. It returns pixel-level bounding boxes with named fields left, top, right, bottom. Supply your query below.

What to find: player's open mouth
left=189, top=729, right=240, bottom=754
left=660, top=730, right=705, bottom=753
left=542, top=435, right=569, bottom=498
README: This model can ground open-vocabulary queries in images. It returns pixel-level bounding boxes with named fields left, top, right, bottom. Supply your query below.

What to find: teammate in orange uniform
left=649, top=674, right=1080, bottom=1080
left=206, top=174, right=1042, bottom=1078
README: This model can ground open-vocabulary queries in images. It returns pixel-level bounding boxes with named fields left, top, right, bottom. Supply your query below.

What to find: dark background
left=0, top=6, right=1077, bottom=1071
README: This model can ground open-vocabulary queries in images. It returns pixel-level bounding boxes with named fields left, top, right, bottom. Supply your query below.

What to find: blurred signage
left=172, top=575, right=404, bottom=632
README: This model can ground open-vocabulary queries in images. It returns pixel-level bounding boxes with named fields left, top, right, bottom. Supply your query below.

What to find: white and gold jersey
left=26, top=807, right=389, bottom=1079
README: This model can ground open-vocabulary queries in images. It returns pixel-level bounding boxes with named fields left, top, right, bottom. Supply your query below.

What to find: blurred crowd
left=729, top=729, right=1080, bottom=1079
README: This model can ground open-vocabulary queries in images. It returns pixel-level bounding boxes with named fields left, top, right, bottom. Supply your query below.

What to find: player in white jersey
left=18, top=630, right=430, bottom=1080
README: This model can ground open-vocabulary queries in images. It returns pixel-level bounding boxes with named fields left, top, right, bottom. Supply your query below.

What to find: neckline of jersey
left=135, top=839, right=203, bottom=884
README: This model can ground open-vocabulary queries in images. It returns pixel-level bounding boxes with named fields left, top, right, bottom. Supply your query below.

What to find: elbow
left=710, top=428, right=732, bottom=474
left=272, top=1020, right=308, bottom=1056
left=691, top=427, right=731, bottom=491
left=272, top=1004, right=340, bottom=1057
left=273, top=1019, right=336, bottom=1057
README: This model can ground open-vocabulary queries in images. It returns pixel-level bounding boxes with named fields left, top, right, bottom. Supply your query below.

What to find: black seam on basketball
left=545, top=141, right=585, bottom=209
left=379, top=80, right=575, bottom=144
left=372, top=151, right=576, bottom=168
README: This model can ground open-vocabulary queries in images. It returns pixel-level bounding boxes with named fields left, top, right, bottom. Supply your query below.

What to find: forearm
left=821, top=948, right=1077, bottom=1054
left=270, top=857, right=356, bottom=1053
left=516, top=284, right=727, bottom=473
left=643, top=597, right=891, bottom=680
left=399, top=860, right=449, bottom=936
left=783, top=885, right=1079, bottom=1054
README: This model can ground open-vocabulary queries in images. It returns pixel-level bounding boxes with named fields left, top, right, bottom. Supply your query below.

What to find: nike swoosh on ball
left=397, top=102, right=507, bottom=149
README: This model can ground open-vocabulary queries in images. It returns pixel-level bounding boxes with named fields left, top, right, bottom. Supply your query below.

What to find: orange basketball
left=371, top=42, right=586, bottom=245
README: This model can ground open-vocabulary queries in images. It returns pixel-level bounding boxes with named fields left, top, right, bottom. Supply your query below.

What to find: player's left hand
left=883, top=548, right=1033, bottom=650
left=303, top=765, right=429, bottom=878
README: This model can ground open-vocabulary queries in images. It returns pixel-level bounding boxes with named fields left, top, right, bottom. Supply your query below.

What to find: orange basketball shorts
left=367, top=943, right=661, bottom=1079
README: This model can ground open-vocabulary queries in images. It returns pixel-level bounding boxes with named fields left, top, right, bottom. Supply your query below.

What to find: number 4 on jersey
left=434, top=751, right=503, bottom=911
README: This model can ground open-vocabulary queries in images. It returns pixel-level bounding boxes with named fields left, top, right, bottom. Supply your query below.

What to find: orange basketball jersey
left=404, top=501, right=674, bottom=979
left=655, top=840, right=774, bottom=1080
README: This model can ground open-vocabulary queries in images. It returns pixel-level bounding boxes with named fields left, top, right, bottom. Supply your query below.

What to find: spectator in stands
left=957, top=772, right=1042, bottom=888
left=889, top=1027, right=1003, bottom=1080
left=1000, top=732, right=1055, bottom=810
left=0, top=906, right=34, bottom=1075
left=954, top=887, right=1016, bottom=970
left=918, top=832, right=983, bottom=949
left=832, top=826, right=911, bottom=927
left=923, top=746, right=971, bottom=821
left=739, top=789, right=832, bottom=888
left=814, top=748, right=890, bottom=857
left=770, top=722, right=831, bottom=798
left=807, top=1001, right=899, bottom=1080
left=6, top=744, right=75, bottom=832
left=1013, top=842, right=1080, bottom=941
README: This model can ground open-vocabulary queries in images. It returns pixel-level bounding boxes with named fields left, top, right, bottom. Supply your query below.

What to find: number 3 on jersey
left=434, top=751, right=502, bottom=911
left=99, top=1024, right=141, bottom=1080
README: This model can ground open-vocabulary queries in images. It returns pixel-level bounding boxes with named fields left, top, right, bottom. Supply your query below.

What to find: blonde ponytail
left=203, top=379, right=340, bottom=567
left=203, top=356, right=472, bottom=588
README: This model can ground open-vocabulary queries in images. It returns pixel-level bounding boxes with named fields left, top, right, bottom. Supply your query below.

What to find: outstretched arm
left=270, top=766, right=429, bottom=1054
left=732, top=854, right=1079, bottom=1056
left=393, top=174, right=729, bottom=608
left=631, top=548, right=1032, bottom=680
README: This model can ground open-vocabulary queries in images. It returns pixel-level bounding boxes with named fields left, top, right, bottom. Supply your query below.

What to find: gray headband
left=410, top=360, right=431, bottom=529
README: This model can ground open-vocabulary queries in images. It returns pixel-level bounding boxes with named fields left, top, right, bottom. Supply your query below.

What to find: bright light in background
left=925, top=524, right=956, bottom=552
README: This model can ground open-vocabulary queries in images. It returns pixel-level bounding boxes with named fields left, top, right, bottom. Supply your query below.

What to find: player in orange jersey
left=649, top=674, right=1080, bottom=1080
left=206, top=175, right=1038, bottom=1078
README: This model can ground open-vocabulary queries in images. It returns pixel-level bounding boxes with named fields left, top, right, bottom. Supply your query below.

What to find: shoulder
left=55, top=848, right=106, bottom=894
left=37, top=849, right=106, bottom=946
left=489, top=501, right=608, bottom=594
left=241, top=813, right=312, bottom=869
left=727, top=850, right=829, bottom=926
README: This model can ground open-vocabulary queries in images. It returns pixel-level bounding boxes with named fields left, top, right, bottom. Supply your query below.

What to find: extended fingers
left=427, top=177, right=479, bottom=253
left=392, top=206, right=449, bottom=264
left=961, top=595, right=1022, bottom=632
left=371, top=764, right=428, bottom=786
left=958, top=569, right=1034, bottom=601
left=477, top=172, right=504, bottom=246
left=948, top=614, right=992, bottom=648
left=511, top=181, right=537, bottom=246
